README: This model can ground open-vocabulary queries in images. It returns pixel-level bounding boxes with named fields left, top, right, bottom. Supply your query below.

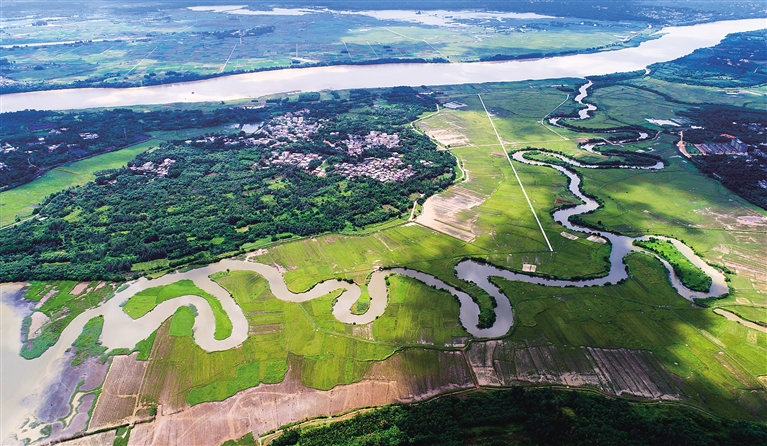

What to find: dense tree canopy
left=0, top=88, right=454, bottom=281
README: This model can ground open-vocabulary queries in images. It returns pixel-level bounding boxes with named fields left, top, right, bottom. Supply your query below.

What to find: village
left=128, top=158, right=176, bottom=177
left=234, top=109, right=416, bottom=182
left=333, top=155, right=415, bottom=182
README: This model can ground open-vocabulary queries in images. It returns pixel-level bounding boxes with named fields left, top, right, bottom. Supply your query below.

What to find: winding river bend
left=0, top=140, right=730, bottom=440
left=1, top=16, right=759, bottom=441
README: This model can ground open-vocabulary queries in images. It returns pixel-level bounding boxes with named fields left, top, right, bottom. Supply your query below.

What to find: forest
left=674, top=104, right=767, bottom=210
left=680, top=105, right=767, bottom=147
left=692, top=154, right=767, bottom=210
left=269, top=388, right=767, bottom=446
left=0, top=88, right=456, bottom=282
left=0, top=106, right=271, bottom=190
left=648, top=30, right=767, bottom=87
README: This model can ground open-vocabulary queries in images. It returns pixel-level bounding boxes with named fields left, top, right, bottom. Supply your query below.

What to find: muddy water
left=713, top=309, right=767, bottom=334
left=1, top=19, right=765, bottom=112
left=574, top=81, right=597, bottom=119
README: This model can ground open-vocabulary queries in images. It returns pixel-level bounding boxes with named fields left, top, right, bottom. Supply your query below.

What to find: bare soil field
left=416, top=186, right=488, bottom=241
left=89, top=353, right=148, bottom=430
left=59, top=430, right=116, bottom=446
left=70, top=282, right=90, bottom=296
left=27, top=311, right=49, bottom=338
left=425, top=128, right=470, bottom=147
left=466, top=340, right=682, bottom=400
left=128, top=350, right=474, bottom=445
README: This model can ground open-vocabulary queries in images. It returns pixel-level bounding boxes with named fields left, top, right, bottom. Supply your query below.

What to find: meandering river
left=1, top=16, right=762, bottom=443
left=0, top=135, right=731, bottom=441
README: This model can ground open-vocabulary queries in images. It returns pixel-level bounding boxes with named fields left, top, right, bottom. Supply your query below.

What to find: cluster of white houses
left=333, top=155, right=415, bottom=182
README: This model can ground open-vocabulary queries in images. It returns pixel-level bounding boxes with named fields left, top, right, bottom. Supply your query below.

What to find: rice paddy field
left=10, top=73, right=767, bottom=444
left=133, top=269, right=470, bottom=410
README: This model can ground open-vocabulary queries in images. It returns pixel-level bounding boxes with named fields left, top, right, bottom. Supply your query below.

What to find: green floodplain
left=0, top=5, right=660, bottom=93
left=5, top=31, right=767, bottom=446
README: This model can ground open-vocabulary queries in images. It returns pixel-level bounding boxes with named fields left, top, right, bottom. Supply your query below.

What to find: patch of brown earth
left=70, top=282, right=89, bottom=296
left=27, top=311, right=50, bottom=338
left=466, top=341, right=682, bottom=400
left=416, top=186, right=487, bottom=242
left=35, top=286, right=58, bottom=309
left=128, top=349, right=474, bottom=446
left=421, top=125, right=470, bottom=147
left=89, top=353, right=148, bottom=431
left=58, top=430, right=116, bottom=446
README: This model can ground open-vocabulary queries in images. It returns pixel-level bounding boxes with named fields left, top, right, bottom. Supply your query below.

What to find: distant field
left=626, top=77, right=767, bottom=110
left=0, top=8, right=655, bottom=92
left=0, top=139, right=159, bottom=227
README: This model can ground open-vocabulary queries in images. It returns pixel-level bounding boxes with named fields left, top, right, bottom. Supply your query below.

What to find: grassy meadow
left=0, top=139, right=160, bottom=227
left=14, top=76, right=767, bottom=424
left=634, top=238, right=712, bottom=292
left=2, top=9, right=654, bottom=91
left=123, top=279, right=233, bottom=340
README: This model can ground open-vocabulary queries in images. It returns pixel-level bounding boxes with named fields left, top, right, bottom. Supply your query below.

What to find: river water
left=0, top=140, right=730, bottom=442
left=1, top=16, right=760, bottom=443
left=0, top=18, right=765, bottom=112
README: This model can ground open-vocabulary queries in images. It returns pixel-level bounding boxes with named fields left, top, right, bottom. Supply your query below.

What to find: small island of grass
left=634, top=237, right=712, bottom=292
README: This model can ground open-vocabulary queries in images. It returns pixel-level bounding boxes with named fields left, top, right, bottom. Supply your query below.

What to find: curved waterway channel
left=0, top=129, right=730, bottom=441
left=1, top=16, right=758, bottom=442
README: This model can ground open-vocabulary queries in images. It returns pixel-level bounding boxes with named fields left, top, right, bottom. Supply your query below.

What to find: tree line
left=271, top=387, right=767, bottom=446
left=0, top=88, right=453, bottom=282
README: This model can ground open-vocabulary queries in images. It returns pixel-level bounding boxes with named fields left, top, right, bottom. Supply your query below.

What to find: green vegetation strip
left=634, top=238, right=712, bottom=292
left=71, top=316, right=107, bottom=366
left=122, top=280, right=233, bottom=340
left=20, top=280, right=115, bottom=359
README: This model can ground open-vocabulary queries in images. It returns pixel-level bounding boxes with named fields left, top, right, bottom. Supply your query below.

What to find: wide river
left=0, top=16, right=763, bottom=443
left=0, top=18, right=765, bottom=112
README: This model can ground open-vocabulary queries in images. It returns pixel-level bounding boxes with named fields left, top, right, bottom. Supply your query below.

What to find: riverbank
left=1, top=19, right=764, bottom=112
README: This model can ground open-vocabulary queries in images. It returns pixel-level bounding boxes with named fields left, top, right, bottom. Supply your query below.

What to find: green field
left=0, top=139, right=160, bottom=227
left=123, top=279, right=233, bottom=340
left=137, top=269, right=471, bottom=408
left=0, top=7, right=656, bottom=92
left=634, top=238, right=713, bottom=292
left=493, top=252, right=767, bottom=419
